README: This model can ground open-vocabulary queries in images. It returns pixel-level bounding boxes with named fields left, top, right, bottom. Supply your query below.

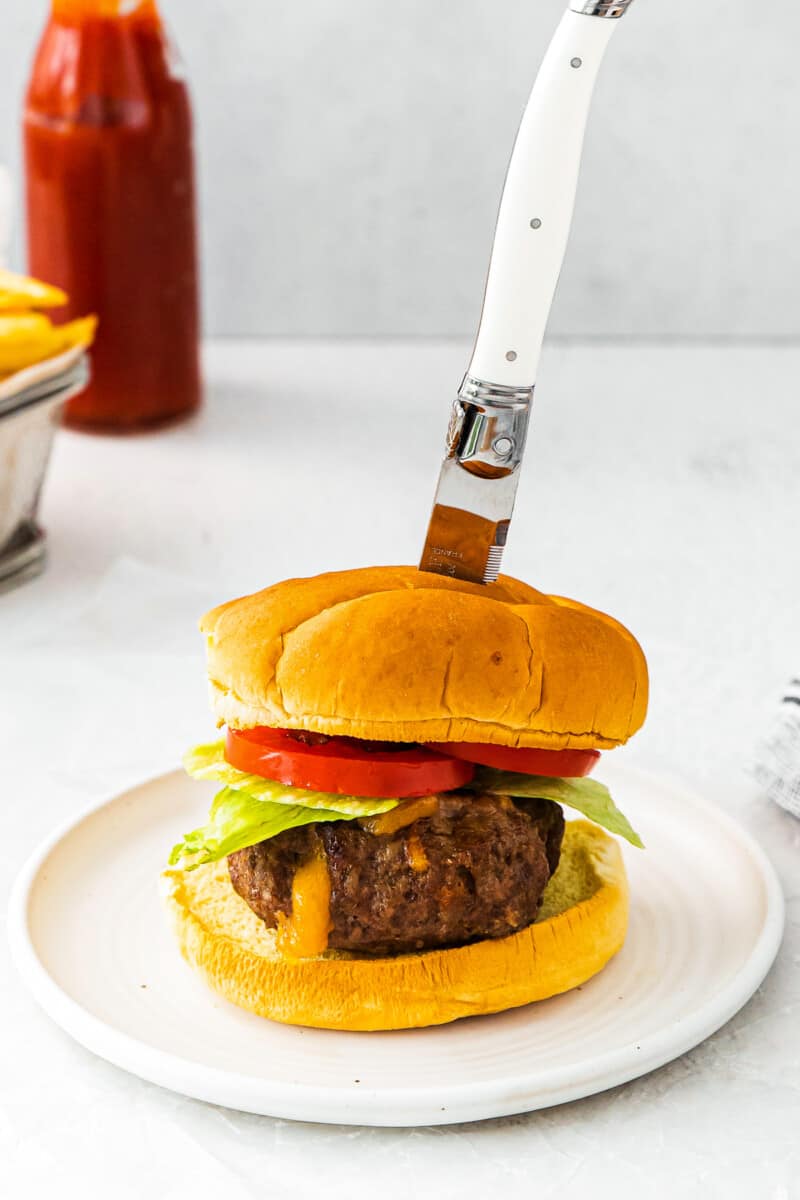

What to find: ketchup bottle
left=23, top=0, right=200, bottom=432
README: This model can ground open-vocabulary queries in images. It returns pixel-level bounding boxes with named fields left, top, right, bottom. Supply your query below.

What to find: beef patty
left=227, top=793, right=564, bottom=955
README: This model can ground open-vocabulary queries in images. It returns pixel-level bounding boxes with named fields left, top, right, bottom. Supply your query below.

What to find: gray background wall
left=2, top=0, right=798, bottom=339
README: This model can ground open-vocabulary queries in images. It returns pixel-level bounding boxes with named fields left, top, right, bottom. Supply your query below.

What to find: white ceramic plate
left=8, top=763, right=783, bottom=1127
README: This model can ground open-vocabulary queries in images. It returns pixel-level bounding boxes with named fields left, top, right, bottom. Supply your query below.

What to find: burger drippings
left=275, top=849, right=333, bottom=958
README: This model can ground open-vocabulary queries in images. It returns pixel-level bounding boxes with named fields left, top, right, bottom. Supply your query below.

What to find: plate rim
left=7, top=763, right=785, bottom=1127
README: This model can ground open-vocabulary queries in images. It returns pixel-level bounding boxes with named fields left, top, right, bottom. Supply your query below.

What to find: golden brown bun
left=201, top=566, right=647, bottom=750
left=162, top=821, right=628, bottom=1031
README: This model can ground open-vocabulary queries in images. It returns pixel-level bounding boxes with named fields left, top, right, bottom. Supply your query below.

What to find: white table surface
left=2, top=339, right=798, bottom=1199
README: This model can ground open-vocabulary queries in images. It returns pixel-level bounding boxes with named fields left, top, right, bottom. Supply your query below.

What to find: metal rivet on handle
left=505, top=350, right=517, bottom=362
left=570, top=57, right=582, bottom=68
left=530, top=218, right=542, bottom=229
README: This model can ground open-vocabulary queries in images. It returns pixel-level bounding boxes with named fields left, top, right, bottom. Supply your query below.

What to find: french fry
left=59, top=314, right=98, bottom=351
left=0, top=311, right=97, bottom=373
left=0, top=269, right=96, bottom=379
left=0, top=268, right=68, bottom=310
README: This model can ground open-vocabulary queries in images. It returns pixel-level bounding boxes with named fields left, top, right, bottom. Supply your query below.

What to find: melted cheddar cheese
left=406, top=833, right=430, bottom=873
left=360, top=795, right=440, bottom=837
left=275, top=853, right=333, bottom=958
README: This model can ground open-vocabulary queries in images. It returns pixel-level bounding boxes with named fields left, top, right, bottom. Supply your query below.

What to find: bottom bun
left=162, top=820, right=629, bottom=1032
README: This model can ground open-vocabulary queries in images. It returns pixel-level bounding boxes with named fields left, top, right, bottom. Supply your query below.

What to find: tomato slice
left=425, top=742, right=600, bottom=778
left=225, top=727, right=476, bottom=798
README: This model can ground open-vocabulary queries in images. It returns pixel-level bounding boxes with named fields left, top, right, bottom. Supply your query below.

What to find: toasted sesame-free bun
left=162, top=821, right=628, bottom=1031
left=201, top=566, right=647, bottom=750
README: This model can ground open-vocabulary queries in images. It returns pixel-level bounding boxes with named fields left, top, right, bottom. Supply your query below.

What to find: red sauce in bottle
left=24, top=0, right=200, bottom=431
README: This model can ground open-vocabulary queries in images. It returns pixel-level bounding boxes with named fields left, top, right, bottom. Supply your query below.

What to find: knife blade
left=419, top=376, right=531, bottom=584
left=419, top=0, right=636, bottom=583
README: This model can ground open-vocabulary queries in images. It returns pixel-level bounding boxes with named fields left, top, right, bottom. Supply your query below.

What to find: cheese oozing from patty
left=275, top=852, right=333, bottom=958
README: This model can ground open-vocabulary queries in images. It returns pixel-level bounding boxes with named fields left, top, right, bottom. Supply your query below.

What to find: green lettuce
left=169, top=786, right=361, bottom=869
left=474, top=768, right=644, bottom=849
left=171, top=741, right=400, bottom=868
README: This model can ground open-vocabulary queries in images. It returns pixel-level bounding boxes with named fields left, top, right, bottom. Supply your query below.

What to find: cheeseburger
left=163, top=566, right=647, bottom=1030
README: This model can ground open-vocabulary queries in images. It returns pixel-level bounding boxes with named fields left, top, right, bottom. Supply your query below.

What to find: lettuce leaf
left=169, top=786, right=359, bottom=869
left=475, top=768, right=644, bottom=848
left=183, top=741, right=399, bottom=816
left=172, top=741, right=400, bottom=868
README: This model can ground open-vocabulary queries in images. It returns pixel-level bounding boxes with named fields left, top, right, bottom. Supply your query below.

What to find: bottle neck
left=51, top=0, right=160, bottom=21
left=30, top=0, right=172, bottom=120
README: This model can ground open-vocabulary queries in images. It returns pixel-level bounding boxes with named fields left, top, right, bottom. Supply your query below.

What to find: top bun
left=201, top=567, right=647, bottom=751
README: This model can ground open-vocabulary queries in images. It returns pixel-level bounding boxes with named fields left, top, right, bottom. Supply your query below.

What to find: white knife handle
left=467, top=6, right=629, bottom=389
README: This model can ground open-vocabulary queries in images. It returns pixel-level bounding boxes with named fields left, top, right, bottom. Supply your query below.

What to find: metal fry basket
left=0, top=355, right=89, bottom=592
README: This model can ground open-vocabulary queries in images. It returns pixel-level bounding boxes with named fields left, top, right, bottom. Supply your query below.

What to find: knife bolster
left=451, top=375, right=534, bottom=479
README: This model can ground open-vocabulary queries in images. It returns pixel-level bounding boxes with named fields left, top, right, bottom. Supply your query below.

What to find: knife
left=419, top=0, right=637, bottom=584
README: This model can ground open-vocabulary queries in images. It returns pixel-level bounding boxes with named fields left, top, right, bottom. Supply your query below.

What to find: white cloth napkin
left=754, top=678, right=800, bottom=818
